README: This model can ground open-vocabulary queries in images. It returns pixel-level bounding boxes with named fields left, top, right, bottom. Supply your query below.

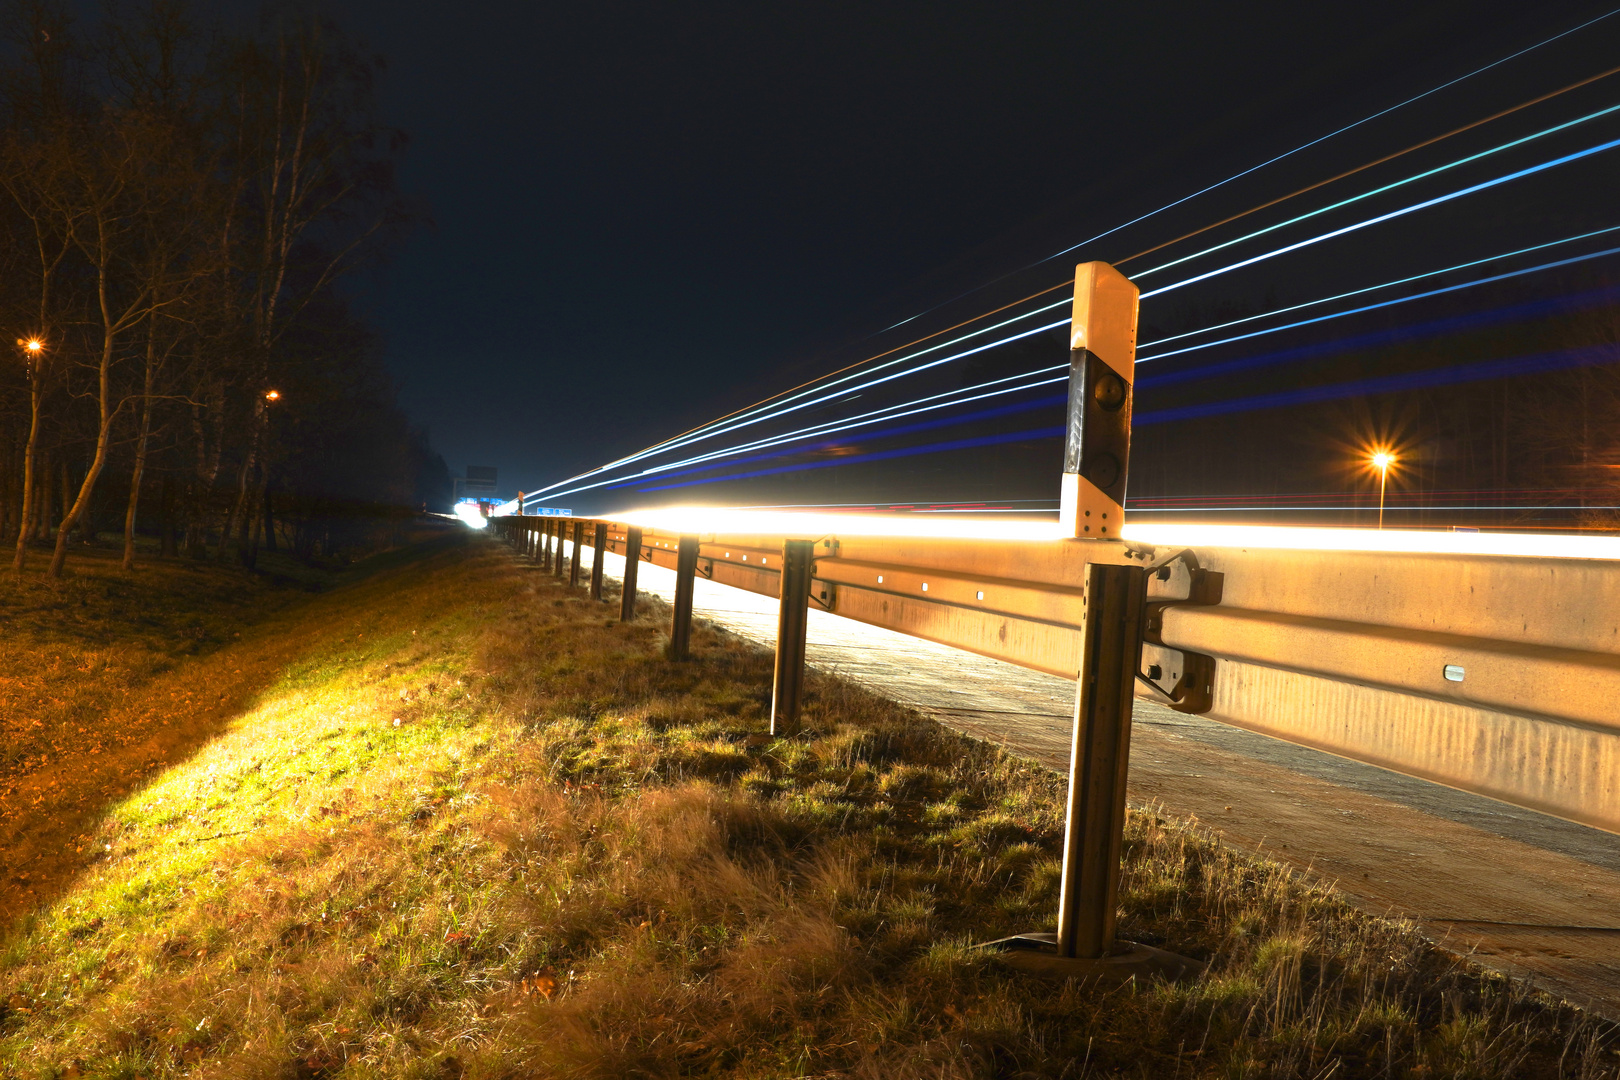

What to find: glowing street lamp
left=265, top=389, right=281, bottom=402
left=1369, top=449, right=1396, bottom=530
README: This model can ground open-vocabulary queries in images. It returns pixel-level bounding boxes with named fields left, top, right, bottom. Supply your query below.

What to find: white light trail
left=1136, top=99, right=1620, bottom=280
left=612, top=507, right=1620, bottom=561
left=542, top=368, right=1070, bottom=500
left=1140, top=134, right=1620, bottom=299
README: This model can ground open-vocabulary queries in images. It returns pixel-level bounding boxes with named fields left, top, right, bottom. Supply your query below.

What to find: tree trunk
left=262, top=484, right=277, bottom=552
left=48, top=322, right=120, bottom=578
left=159, top=473, right=178, bottom=557
left=220, top=395, right=267, bottom=561
left=122, top=342, right=157, bottom=570
left=11, top=379, right=42, bottom=573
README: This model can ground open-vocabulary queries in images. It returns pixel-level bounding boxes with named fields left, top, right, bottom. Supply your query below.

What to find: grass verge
left=1, top=533, right=1615, bottom=1079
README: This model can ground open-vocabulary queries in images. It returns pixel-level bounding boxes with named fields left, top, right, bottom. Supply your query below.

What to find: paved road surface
left=577, top=544, right=1620, bottom=1016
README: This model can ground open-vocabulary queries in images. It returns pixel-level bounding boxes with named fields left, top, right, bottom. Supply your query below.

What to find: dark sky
left=327, top=0, right=1619, bottom=503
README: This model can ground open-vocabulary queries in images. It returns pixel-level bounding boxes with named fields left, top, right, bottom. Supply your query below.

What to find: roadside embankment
left=1, top=533, right=1612, bottom=1078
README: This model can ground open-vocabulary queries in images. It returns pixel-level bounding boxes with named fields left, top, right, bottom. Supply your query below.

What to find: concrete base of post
left=976, top=933, right=1203, bottom=985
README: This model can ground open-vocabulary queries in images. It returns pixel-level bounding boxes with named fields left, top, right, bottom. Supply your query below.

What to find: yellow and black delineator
left=1059, top=261, right=1139, bottom=539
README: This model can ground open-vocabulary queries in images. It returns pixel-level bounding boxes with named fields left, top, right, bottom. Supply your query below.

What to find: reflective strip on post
left=771, top=539, right=815, bottom=736
left=1059, top=261, right=1139, bottom=539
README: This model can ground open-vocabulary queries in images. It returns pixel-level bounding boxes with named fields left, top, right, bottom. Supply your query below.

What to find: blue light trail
left=635, top=426, right=1066, bottom=493
left=1137, top=239, right=1620, bottom=363
left=609, top=394, right=1067, bottom=492
left=1138, top=283, right=1620, bottom=390
left=1135, top=342, right=1620, bottom=426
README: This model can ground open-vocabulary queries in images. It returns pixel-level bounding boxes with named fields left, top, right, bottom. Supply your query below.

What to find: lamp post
left=1370, top=450, right=1395, bottom=530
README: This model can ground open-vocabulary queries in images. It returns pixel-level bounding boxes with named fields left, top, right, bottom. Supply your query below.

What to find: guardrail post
left=570, top=521, right=583, bottom=586
left=538, top=520, right=550, bottom=571
left=554, top=520, right=566, bottom=578
left=669, top=534, right=700, bottom=659
left=770, top=538, right=814, bottom=735
left=620, top=526, right=643, bottom=621
left=590, top=522, right=607, bottom=600
left=1057, top=561, right=1145, bottom=959
left=979, top=261, right=1199, bottom=982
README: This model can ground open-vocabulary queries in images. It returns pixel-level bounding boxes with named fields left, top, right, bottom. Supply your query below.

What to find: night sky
left=329, top=0, right=1620, bottom=510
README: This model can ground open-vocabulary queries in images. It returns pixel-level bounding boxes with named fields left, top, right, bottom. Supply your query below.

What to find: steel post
left=570, top=521, right=583, bottom=586
left=669, top=534, right=700, bottom=659
left=591, top=523, right=607, bottom=601
left=1056, top=561, right=1147, bottom=958
left=620, top=526, right=643, bottom=622
left=770, top=539, right=814, bottom=736
left=554, top=520, right=566, bottom=578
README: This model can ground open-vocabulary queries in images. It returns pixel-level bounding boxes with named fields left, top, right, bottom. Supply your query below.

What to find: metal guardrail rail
left=491, top=259, right=1620, bottom=976
left=497, top=518, right=1620, bottom=836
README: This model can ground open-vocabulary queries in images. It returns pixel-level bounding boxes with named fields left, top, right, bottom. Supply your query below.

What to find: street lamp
left=265, top=389, right=281, bottom=402
left=1369, top=449, right=1396, bottom=529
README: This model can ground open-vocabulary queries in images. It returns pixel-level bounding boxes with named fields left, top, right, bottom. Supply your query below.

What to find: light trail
left=1139, top=134, right=1620, bottom=299
left=521, top=295, right=1073, bottom=501
left=529, top=149, right=1620, bottom=507
left=636, top=426, right=1063, bottom=493
left=560, top=230, right=1620, bottom=505
left=881, top=6, right=1620, bottom=331
left=518, top=23, right=1620, bottom=510
left=1127, top=505, right=1620, bottom=513
left=609, top=394, right=1065, bottom=492
left=1134, top=100, right=1620, bottom=280
left=1137, top=240, right=1620, bottom=365
left=556, top=187, right=1620, bottom=506
left=610, top=507, right=1620, bottom=561
left=576, top=369, right=1069, bottom=492
left=1137, top=342, right=1620, bottom=426
left=1139, top=223, right=1620, bottom=353
left=1138, top=282, right=1620, bottom=389
left=530, top=227, right=1620, bottom=513
left=1115, top=61, right=1620, bottom=268
left=533, top=316, right=1071, bottom=501
left=521, top=13, right=1620, bottom=507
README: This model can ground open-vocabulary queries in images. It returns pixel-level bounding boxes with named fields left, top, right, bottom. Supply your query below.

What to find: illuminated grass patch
left=0, top=535, right=1612, bottom=1078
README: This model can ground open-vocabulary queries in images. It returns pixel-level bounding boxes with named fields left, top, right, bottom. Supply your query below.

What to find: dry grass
left=0, top=533, right=1614, bottom=1079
